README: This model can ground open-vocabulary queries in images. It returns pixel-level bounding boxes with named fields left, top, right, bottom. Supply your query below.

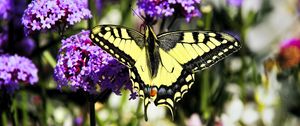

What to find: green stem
left=21, top=91, right=28, bottom=126
left=41, top=85, right=47, bottom=126
left=200, top=70, right=210, bottom=119
left=204, top=12, right=213, bottom=30
left=42, top=51, right=56, bottom=68
left=133, top=99, right=143, bottom=126
left=11, top=95, right=17, bottom=126
left=1, top=112, right=7, bottom=126
left=117, top=91, right=128, bottom=125
left=136, top=99, right=143, bottom=117
left=239, top=22, right=248, bottom=100
left=199, top=10, right=213, bottom=120
left=120, top=0, right=134, bottom=25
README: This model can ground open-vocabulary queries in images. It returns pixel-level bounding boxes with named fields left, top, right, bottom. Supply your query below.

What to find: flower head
left=277, top=38, right=300, bottom=69
left=54, top=31, right=135, bottom=98
left=137, top=0, right=201, bottom=22
left=22, top=0, right=92, bottom=34
left=0, top=54, right=38, bottom=92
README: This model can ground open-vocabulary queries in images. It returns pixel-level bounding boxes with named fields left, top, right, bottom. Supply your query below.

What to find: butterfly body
left=144, top=25, right=160, bottom=78
left=90, top=25, right=241, bottom=120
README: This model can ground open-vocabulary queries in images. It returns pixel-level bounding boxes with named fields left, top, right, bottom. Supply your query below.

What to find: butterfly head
left=144, top=25, right=157, bottom=41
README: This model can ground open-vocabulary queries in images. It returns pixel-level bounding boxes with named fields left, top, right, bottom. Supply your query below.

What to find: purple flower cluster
left=54, top=31, right=136, bottom=98
left=0, top=54, right=38, bottom=92
left=22, top=0, right=92, bottom=34
left=0, top=0, right=12, bottom=20
left=137, top=0, right=201, bottom=22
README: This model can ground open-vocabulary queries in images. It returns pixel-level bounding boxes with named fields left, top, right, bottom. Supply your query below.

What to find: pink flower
left=186, top=113, right=202, bottom=126
left=277, top=38, right=300, bottom=69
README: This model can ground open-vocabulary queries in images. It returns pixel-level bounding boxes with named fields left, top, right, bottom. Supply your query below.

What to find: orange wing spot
left=150, top=87, right=157, bottom=97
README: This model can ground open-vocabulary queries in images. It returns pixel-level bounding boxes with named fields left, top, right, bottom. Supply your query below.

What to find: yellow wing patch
left=134, top=48, right=183, bottom=87
left=91, top=25, right=145, bottom=67
left=158, top=31, right=241, bottom=72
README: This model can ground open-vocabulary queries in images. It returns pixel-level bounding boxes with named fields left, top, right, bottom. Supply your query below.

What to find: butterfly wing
left=91, top=26, right=241, bottom=120
left=145, top=31, right=241, bottom=118
left=90, top=25, right=145, bottom=67
left=91, top=25, right=148, bottom=104
left=157, top=31, right=241, bottom=72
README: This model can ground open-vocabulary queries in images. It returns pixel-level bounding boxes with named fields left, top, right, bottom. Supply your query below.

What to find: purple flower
left=54, top=31, right=136, bottom=99
left=0, top=54, right=38, bottom=93
left=136, top=0, right=201, bottom=22
left=0, top=0, right=12, bottom=20
left=22, top=0, right=92, bottom=34
left=16, top=37, right=36, bottom=56
left=227, top=0, right=243, bottom=7
left=129, top=92, right=138, bottom=100
left=95, top=0, right=102, bottom=16
left=74, top=116, right=83, bottom=126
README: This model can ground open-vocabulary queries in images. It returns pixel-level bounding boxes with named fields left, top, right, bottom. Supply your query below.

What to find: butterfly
left=90, top=25, right=241, bottom=120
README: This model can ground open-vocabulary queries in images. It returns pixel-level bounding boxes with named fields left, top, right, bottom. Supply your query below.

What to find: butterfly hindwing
left=90, top=25, right=145, bottom=67
left=157, top=31, right=241, bottom=72
left=129, top=53, right=195, bottom=120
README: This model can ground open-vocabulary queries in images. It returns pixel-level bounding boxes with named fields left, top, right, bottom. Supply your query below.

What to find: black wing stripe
left=117, top=28, right=122, bottom=38
left=192, top=32, right=199, bottom=43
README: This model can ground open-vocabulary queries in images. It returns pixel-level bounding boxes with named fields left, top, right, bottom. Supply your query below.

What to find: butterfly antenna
left=129, top=5, right=146, bottom=32
left=131, top=7, right=145, bottom=22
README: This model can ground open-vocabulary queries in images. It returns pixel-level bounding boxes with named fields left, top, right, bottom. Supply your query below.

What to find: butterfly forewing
left=157, top=31, right=241, bottom=72
left=90, top=25, right=145, bottom=67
